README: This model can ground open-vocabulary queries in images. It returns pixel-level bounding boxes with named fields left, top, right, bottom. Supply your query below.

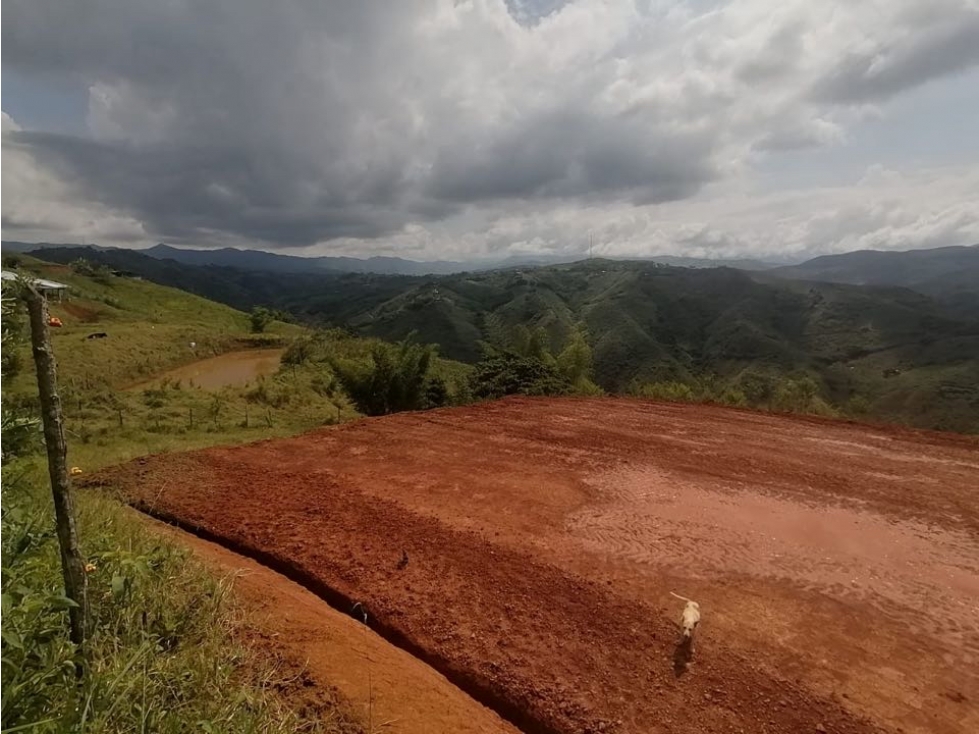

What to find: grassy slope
left=2, top=467, right=356, bottom=734
left=7, top=255, right=300, bottom=394
left=0, top=260, right=372, bottom=733
left=4, top=256, right=470, bottom=467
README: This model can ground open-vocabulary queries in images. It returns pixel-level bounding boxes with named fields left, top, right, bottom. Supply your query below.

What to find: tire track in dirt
left=567, top=465, right=979, bottom=658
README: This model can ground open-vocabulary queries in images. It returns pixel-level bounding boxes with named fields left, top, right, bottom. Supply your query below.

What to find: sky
left=2, top=0, right=978, bottom=263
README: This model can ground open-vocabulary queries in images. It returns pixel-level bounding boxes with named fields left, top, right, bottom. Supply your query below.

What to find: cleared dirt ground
left=96, top=397, right=979, bottom=734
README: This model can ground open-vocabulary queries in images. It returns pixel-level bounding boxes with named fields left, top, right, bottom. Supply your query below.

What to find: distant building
left=1, top=270, right=71, bottom=301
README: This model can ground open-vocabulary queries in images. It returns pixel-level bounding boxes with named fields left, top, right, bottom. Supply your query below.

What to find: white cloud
left=2, top=113, right=150, bottom=244
left=2, top=0, right=978, bottom=257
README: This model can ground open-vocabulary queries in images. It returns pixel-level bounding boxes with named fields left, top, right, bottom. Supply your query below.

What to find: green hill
left=338, top=260, right=979, bottom=431
left=4, top=254, right=300, bottom=393
left=1, top=254, right=470, bottom=467
left=15, top=249, right=979, bottom=432
left=770, top=244, right=979, bottom=319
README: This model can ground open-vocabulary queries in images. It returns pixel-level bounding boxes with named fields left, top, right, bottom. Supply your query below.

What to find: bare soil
left=58, top=301, right=103, bottom=323
left=148, top=518, right=517, bottom=734
left=95, top=397, right=979, bottom=734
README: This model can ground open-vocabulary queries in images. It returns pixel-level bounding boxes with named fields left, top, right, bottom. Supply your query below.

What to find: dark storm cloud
left=3, top=0, right=978, bottom=256
left=1, top=0, right=725, bottom=247
left=427, top=110, right=715, bottom=204
left=2, top=0, right=434, bottom=246
left=6, top=129, right=413, bottom=244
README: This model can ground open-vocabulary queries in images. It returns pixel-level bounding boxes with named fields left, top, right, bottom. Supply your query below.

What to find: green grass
left=6, top=256, right=302, bottom=397
left=1, top=255, right=487, bottom=734
left=0, top=263, right=372, bottom=734
left=2, top=461, right=356, bottom=733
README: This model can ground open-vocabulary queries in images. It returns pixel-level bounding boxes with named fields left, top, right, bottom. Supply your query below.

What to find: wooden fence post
left=23, top=285, right=90, bottom=654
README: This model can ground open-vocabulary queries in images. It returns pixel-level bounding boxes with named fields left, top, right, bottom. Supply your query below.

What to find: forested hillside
left=16, top=247, right=979, bottom=431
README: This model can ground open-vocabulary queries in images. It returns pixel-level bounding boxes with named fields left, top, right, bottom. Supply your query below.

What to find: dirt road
left=97, top=398, right=979, bottom=734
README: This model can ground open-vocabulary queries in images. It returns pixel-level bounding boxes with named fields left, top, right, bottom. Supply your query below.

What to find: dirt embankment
left=94, top=398, right=979, bottom=734
left=150, top=519, right=518, bottom=734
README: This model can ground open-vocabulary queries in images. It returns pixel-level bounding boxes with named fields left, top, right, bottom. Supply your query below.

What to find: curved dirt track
left=96, top=398, right=979, bottom=734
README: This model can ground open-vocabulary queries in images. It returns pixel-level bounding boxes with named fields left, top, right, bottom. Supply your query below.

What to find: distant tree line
left=630, top=369, right=838, bottom=417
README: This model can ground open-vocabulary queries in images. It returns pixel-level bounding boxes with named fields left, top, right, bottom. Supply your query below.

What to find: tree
left=470, top=350, right=571, bottom=400
left=249, top=306, right=273, bottom=334
left=70, top=257, right=113, bottom=284
left=509, top=324, right=555, bottom=365
left=330, top=335, right=436, bottom=416
left=556, top=323, right=599, bottom=393
left=424, top=376, right=450, bottom=409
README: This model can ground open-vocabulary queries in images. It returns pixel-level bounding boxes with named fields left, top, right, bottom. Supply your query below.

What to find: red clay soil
left=58, top=301, right=103, bottom=323
left=149, top=519, right=518, bottom=734
left=93, top=397, right=979, bottom=734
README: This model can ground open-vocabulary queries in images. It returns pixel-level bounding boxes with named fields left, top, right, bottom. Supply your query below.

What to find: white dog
left=670, top=592, right=701, bottom=641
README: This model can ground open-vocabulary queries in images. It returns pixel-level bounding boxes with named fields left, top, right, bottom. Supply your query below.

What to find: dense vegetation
left=314, top=259, right=978, bottom=431
left=283, top=330, right=467, bottom=416
left=14, top=248, right=979, bottom=432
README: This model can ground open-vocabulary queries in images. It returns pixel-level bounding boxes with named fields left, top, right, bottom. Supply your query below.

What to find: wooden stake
left=23, top=285, right=90, bottom=655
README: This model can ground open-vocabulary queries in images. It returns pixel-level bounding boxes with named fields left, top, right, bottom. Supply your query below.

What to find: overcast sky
left=3, top=0, right=978, bottom=262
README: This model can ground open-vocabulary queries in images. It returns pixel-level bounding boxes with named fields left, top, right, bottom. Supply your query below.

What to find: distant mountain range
left=769, top=244, right=979, bottom=318
left=11, top=244, right=978, bottom=432
left=2, top=240, right=780, bottom=275
left=770, top=244, right=979, bottom=289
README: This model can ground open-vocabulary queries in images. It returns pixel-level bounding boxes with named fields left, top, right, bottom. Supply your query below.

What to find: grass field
left=1, top=259, right=370, bottom=733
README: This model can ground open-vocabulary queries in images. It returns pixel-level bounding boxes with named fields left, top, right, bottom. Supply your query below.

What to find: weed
left=1, top=462, right=355, bottom=733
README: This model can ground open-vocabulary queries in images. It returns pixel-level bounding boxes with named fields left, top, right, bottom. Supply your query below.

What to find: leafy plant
left=249, top=306, right=273, bottom=334
left=470, top=350, right=571, bottom=400
left=330, top=335, right=436, bottom=415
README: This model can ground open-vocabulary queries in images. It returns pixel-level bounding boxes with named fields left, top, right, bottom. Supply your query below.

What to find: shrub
left=282, top=335, right=316, bottom=365
left=733, top=369, right=777, bottom=405
left=249, top=306, right=273, bottom=334
left=634, top=381, right=697, bottom=402
left=424, top=376, right=450, bottom=409
left=556, top=324, right=602, bottom=395
left=470, top=351, right=571, bottom=400
left=846, top=395, right=872, bottom=415
left=330, top=336, right=436, bottom=416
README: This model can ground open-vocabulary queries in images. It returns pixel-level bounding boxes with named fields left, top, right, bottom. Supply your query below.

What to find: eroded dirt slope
left=95, top=398, right=979, bottom=734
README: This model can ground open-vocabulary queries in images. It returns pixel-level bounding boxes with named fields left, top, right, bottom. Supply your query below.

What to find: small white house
left=1, top=270, right=71, bottom=301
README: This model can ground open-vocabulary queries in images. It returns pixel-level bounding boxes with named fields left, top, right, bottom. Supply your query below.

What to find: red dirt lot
left=149, top=519, right=519, bottom=734
left=96, top=397, right=979, bottom=734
